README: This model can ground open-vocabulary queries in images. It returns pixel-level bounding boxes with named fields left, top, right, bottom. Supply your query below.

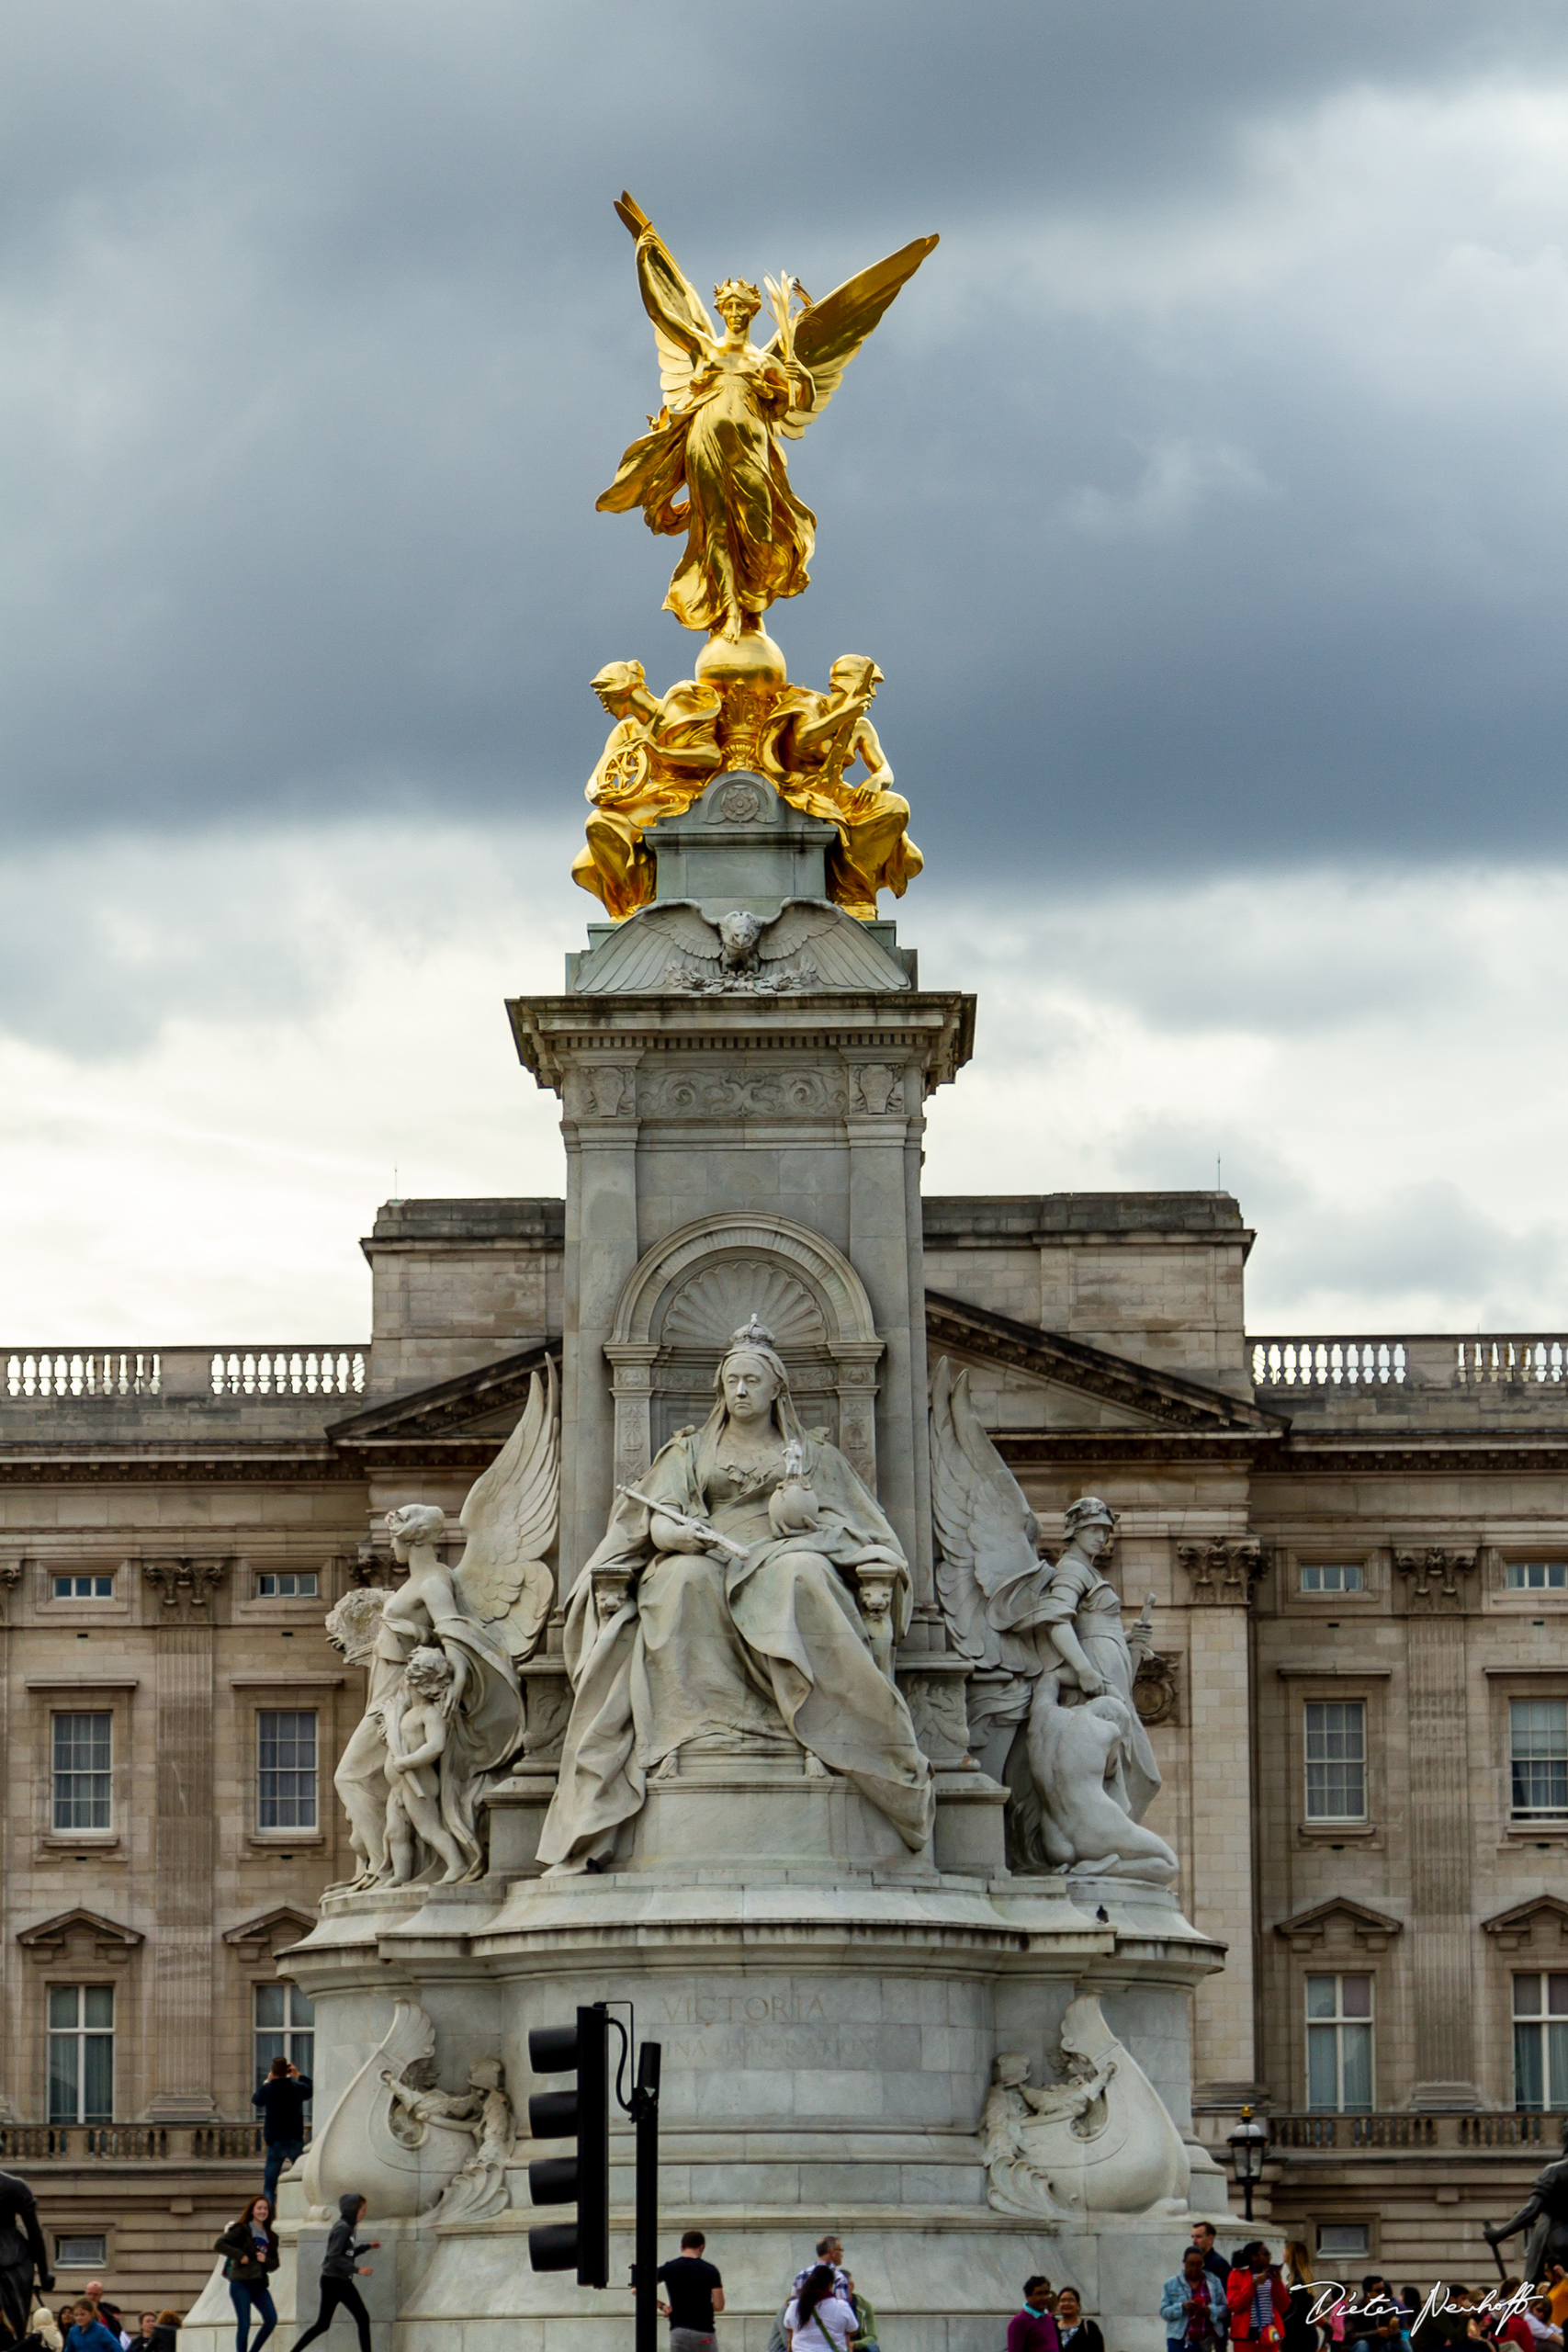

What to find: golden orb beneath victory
left=694, top=628, right=788, bottom=689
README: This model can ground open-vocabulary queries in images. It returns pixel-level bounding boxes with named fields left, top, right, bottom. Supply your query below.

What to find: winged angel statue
left=597, top=194, right=938, bottom=641
left=327, top=1363, right=559, bottom=1888
left=930, top=1359, right=1179, bottom=1883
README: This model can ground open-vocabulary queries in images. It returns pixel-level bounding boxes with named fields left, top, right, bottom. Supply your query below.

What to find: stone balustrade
left=1252, top=1335, right=1568, bottom=1390
left=4, top=1348, right=366, bottom=1403
left=1193, top=2108, right=1566, bottom=2153
left=0, top=2122, right=270, bottom=2160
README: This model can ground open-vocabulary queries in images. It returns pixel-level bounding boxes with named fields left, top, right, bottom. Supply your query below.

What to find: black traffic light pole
left=525, top=1998, right=661, bottom=2338
left=631, top=2041, right=661, bottom=2352
left=525, top=2004, right=611, bottom=2287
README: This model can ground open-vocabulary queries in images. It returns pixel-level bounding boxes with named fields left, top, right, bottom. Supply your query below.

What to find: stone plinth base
left=182, top=1865, right=1226, bottom=2352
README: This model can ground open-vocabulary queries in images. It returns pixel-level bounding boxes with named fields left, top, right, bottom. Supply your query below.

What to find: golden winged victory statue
left=572, top=193, right=936, bottom=922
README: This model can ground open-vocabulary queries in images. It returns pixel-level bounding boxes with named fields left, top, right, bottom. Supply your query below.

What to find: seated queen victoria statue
left=536, top=1318, right=934, bottom=1871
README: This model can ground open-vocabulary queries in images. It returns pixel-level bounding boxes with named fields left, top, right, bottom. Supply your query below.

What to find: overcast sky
left=6, top=0, right=1568, bottom=1341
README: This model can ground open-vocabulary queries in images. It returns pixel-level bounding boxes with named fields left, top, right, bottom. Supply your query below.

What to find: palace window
left=254, top=1983, right=315, bottom=2097
left=1301, top=1563, right=1364, bottom=1593
left=51, top=1575, right=114, bottom=1600
left=1317, top=2223, right=1370, bottom=2259
left=258, top=1711, right=317, bottom=1830
left=1514, top=1973, right=1568, bottom=2110
left=1306, top=1973, right=1373, bottom=2111
left=1304, top=1701, right=1366, bottom=1821
left=51, top=1713, right=112, bottom=1831
left=54, top=2236, right=107, bottom=2270
left=47, top=1986, right=114, bottom=2123
left=1506, top=1563, right=1568, bottom=1590
left=1510, top=1700, right=1568, bottom=1816
left=256, top=1571, right=319, bottom=1599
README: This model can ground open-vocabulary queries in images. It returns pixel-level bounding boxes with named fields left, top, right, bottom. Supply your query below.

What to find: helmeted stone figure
left=0, top=2170, right=52, bottom=2352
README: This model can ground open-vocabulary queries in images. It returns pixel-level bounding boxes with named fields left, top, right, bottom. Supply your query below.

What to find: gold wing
left=615, top=191, right=716, bottom=406
left=769, top=232, right=939, bottom=439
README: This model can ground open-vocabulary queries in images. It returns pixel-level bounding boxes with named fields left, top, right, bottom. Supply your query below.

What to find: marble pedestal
left=182, top=1856, right=1225, bottom=2352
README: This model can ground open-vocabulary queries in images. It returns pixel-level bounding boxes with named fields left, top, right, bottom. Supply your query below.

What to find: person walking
left=784, top=2266, right=859, bottom=2352
left=1010, top=2278, right=1060, bottom=2352
left=1166, top=2250, right=1224, bottom=2352
left=252, top=2060, right=314, bottom=2212
left=656, top=2229, right=724, bottom=2352
left=286, top=2195, right=378, bottom=2352
left=214, top=2194, right=280, bottom=2352
left=793, top=2242, right=851, bottom=2301
left=148, top=2315, right=180, bottom=2352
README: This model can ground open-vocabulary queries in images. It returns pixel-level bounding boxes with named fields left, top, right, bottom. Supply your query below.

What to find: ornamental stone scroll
left=604, top=1213, right=886, bottom=1489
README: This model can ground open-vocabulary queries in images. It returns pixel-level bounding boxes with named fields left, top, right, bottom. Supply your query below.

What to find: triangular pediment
left=328, top=1344, right=557, bottom=1448
left=1482, top=1897, right=1568, bottom=1951
left=1273, top=1897, right=1403, bottom=1952
left=924, top=1292, right=1282, bottom=1436
left=18, top=1906, right=143, bottom=1955
left=223, top=1905, right=317, bottom=1952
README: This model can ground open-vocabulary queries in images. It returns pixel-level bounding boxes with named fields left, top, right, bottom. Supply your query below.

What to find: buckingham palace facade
left=2, top=1186, right=1564, bottom=2295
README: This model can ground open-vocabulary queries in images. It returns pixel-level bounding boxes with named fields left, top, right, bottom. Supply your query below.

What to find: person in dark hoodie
left=287, top=2196, right=378, bottom=2352
left=213, top=2195, right=280, bottom=2352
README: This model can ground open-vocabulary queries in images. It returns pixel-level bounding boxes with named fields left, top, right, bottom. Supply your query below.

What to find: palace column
left=143, top=1558, right=226, bottom=2120
left=1397, top=1547, right=1481, bottom=2109
left=1180, top=1536, right=1264, bottom=2100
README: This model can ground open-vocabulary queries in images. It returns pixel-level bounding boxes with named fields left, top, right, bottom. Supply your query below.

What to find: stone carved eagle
left=571, top=897, right=912, bottom=996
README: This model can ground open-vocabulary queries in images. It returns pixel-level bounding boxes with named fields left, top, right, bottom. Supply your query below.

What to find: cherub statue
left=570, top=659, right=722, bottom=920
left=929, top=1358, right=1169, bottom=1881
left=596, top=193, right=938, bottom=643
left=767, top=656, right=923, bottom=918
left=324, top=1363, right=560, bottom=1891
left=383, top=1647, right=473, bottom=1883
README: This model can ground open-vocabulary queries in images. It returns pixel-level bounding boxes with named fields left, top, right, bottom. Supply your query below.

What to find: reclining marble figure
left=930, top=1357, right=1177, bottom=1881
left=536, top=1317, right=934, bottom=1871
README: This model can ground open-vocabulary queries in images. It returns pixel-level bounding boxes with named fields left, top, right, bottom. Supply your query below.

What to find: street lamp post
left=1226, top=2105, right=1269, bottom=2223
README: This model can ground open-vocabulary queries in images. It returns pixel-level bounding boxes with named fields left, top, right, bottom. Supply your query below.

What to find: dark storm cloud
left=4, top=0, right=1568, bottom=876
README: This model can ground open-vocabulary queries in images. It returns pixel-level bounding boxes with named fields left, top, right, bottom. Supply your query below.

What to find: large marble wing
left=454, top=1361, right=559, bottom=1662
left=615, top=192, right=715, bottom=404
left=772, top=233, right=939, bottom=438
left=930, top=1354, right=1041, bottom=1671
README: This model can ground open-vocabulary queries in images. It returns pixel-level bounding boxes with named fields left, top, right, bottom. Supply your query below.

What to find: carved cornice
left=1179, top=1538, right=1265, bottom=1607
left=141, top=1556, right=231, bottom=1616
left=1393, top=1547, right=1477, bottom=1610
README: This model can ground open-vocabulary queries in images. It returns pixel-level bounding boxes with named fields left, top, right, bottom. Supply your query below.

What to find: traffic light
left=526, top=2003, right=610, bottom=2288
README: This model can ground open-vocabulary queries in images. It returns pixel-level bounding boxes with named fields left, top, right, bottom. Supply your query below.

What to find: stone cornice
left=326, top=1344, right=558, bottom=1443
left=925, top=1292, right=1281, bottom=1435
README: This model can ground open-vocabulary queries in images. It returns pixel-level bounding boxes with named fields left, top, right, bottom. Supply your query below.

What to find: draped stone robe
left=536, top=1421, right=933, bottom=1868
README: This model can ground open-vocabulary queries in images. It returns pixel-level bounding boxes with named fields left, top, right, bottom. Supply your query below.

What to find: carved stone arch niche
left=604, top=1214, right=884, bottom=1487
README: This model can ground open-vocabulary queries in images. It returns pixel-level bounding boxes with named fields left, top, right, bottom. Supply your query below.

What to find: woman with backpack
left=212, top=2197, right=279, bottom=2352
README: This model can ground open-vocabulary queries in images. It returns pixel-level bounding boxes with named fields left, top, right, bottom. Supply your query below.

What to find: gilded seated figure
left=766, top=656, right=923, bottom=920
left=570, top=659, right=722, bottom=919
left=536, top=1317, right=933, bottom=1871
